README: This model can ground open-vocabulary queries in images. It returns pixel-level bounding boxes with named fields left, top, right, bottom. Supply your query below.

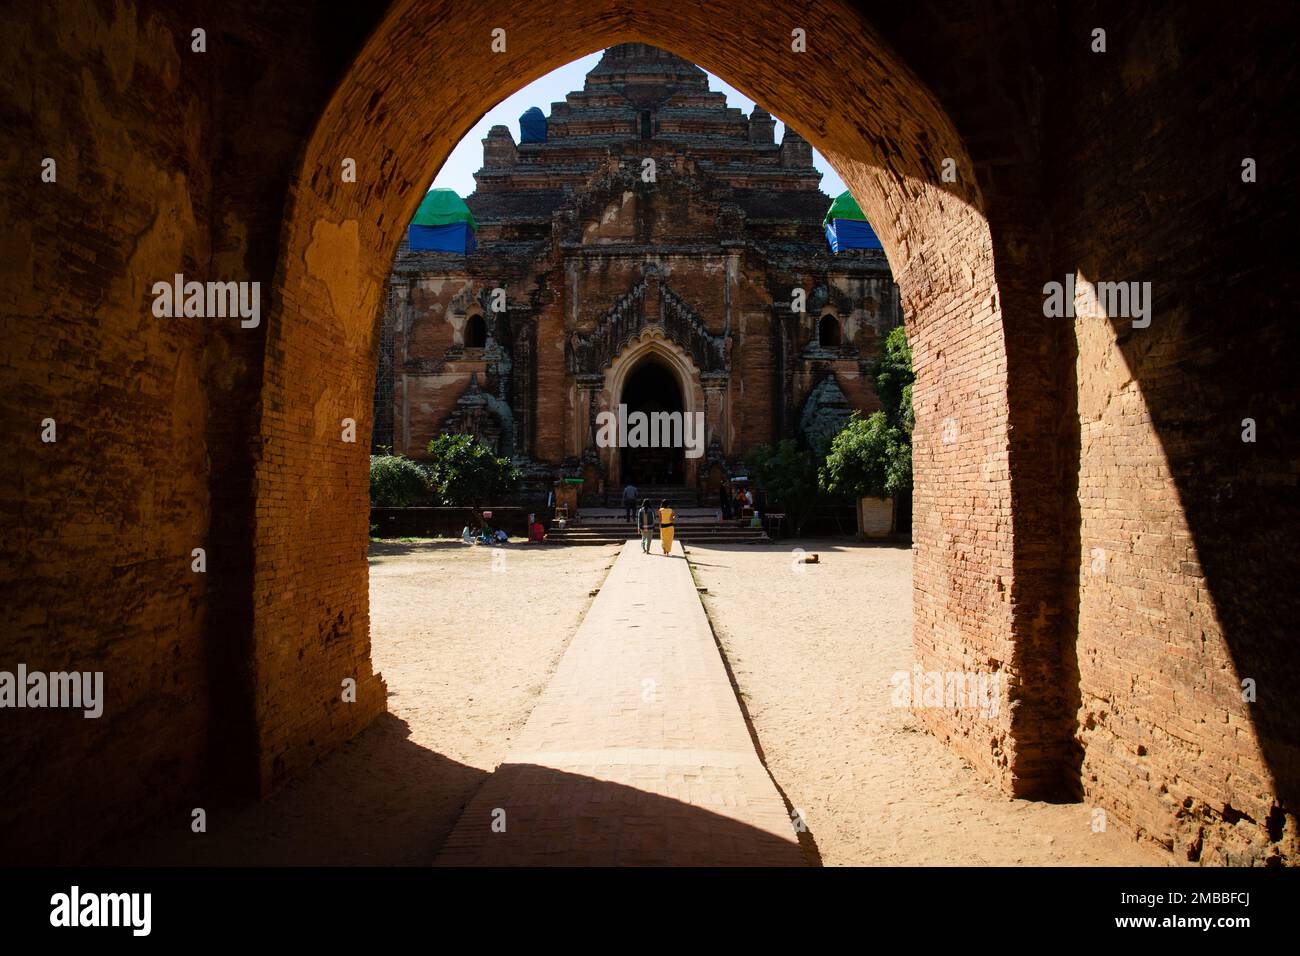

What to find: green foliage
left=745, top=439, right=822, bottom=534
left=873, top=325, right=915, bottom=433
left=899, top=381, right=915, bottom=434
left=819, top=326, right=915, bottom=502
left=425, top=433, right=520, bottom=506
left=820, top=411, right=912, bottom=500
left=369, top=454, right=433, bottom=507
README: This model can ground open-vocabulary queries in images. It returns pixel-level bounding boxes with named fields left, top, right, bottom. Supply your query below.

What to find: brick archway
left=7, top=0, right=1295, bottom=865
left=254, top=0, right=1049, bottom=800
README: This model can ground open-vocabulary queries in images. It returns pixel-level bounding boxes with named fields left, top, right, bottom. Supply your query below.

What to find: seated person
left=461, top=525, right=475, bottom=544
left=494, top=528, right=508, bottom=544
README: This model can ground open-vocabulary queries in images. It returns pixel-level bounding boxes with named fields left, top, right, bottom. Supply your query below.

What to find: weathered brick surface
left=0, top=0, right=391, bottom=859
left=1044, top=1, right=1300, bottom=864
left=1, top=0, right=1295, bottom=865
left=0, top=2, right=215, bottom=861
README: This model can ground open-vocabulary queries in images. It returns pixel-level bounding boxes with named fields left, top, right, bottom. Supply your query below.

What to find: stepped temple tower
left=373, top=43, right=902, bottom=493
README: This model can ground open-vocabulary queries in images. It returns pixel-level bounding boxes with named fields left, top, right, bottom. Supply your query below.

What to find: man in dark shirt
left=637, top=499, right=656, bottom=553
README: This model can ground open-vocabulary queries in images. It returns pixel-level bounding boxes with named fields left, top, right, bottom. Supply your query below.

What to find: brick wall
left=1045, top=1, right=1300, bottom=864
left=0, top=2, right=216, bottom=861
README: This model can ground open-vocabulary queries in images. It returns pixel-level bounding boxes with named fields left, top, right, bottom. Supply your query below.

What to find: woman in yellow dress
left=658, top=499, right=675, bottom=555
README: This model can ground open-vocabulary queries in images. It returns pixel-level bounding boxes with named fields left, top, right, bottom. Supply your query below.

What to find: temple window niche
left=818, top=312, right=842, bottom=348
left=465, top=313, right=488, bottom=348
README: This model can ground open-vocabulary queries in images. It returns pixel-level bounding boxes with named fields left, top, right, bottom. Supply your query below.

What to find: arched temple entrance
left=261, top=2, right=1031, bottom=805
left=619, top=358, right=685, bottom=486
left=599, top=332, right=708, bottom=490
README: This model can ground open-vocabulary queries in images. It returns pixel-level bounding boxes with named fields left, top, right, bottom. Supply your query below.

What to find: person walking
left=637, top=498, right=655, bottom=554
left=622, top=481, right=638, bottom=521
left=658, top=499, right=676, bottom=556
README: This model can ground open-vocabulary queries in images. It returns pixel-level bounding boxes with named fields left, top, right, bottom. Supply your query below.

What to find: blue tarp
left=824, top=218, right=883, bottom=253
left=408, top=222, right=476, bottom=254
left=520, top=107, right=547, bottom=144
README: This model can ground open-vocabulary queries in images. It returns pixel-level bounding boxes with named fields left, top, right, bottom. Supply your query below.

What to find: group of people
left=461, top=522, right=508, bottom=545
left=617, top=479, right=758, bottom=555
left=718, top=481, right=753, bottom=520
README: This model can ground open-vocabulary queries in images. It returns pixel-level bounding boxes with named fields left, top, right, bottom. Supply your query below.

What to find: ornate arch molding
left=605, top=328, right=706, bottom=416
left=566, top=267, right=730, bottom=378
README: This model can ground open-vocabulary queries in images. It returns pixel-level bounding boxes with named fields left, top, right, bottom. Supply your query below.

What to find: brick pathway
left=434, top=540, right=806, bottom=866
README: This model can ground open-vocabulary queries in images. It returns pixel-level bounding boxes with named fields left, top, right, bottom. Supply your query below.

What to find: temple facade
left=373, top=43, right=903, bottom=495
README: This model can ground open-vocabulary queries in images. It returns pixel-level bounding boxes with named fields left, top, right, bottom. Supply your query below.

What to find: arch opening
left=464, top=314, right=487, bottom=348
left=817, top=314, right=842, bottom=348
left=618, top=356, right=686, bottom=486
left=257, top=0, right=1046, bottom=829
left=0, top=0, right=1288, bottom=870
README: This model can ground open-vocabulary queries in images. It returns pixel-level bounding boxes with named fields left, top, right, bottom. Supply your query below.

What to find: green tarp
left=411, top=188, right=477, bottom=229
left=822, top=190, right=866, bottom=226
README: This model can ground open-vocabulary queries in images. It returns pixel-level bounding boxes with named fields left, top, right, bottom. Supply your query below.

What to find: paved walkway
left=434, top=540, right=806, bottom=866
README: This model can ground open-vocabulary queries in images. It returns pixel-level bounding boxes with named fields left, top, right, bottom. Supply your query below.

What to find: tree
left=873, top=325, right=914, bottom=430
left=745, top=439, right=821, bottom=535
left=369, top=453, right=433, bottom=507
left=820, top=411, right=911, bottom=499
left=818, top=325, right=914, bottom=503
left=425, top=433, right=520, bottom=506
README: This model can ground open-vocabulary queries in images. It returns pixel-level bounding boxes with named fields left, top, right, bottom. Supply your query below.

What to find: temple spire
left=585, top=43, right=709, bottom=101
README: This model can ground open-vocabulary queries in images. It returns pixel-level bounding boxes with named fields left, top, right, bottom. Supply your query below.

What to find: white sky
left=430, top=52, right=847, bottom=199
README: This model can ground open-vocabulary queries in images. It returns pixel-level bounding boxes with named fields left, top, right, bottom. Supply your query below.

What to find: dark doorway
left=818, top=313, right=841, bottom=347
left=621, top=359, right=684, bottom=484
left=465, top=314, right=487, bottom=348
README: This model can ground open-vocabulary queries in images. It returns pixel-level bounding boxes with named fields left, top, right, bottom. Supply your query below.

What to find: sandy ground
left=103, top=536, right=1172, bottom=866
left=688, top=540, right=1173, bottom=866
left=367, top=539, right=619, bottom=772
left=103, top=539, right=619, bottom=866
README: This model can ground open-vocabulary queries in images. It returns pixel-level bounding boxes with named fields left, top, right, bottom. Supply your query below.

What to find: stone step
left=579, top=502, right=702, bottom=509
left=547, top=538, right=769, bottom=547
left=557, top=528, right=765, bottom=534
left=546, top=525, right=769, bottom=546
left=556, top=528, right=764, bottom=535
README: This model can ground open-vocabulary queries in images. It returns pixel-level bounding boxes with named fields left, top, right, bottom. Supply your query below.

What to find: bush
left=820, top=411, right=911, bottom=500
left=425, top=433, right=520, bottom=507
left=819, top=325, right=914, bottom=505
left=369, top=454, right=433, bottom=507
left=745, top=439, right=822, bottom=535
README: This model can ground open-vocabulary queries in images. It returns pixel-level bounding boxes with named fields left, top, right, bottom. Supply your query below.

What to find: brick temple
left=373, top=43, right=902, bottom=494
